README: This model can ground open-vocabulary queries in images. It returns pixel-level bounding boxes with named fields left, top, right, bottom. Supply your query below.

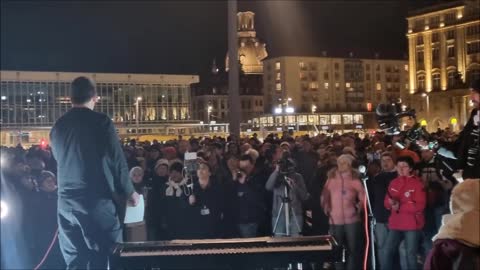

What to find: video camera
left=375, top=101, right=437, bottom=149
left=375, top=102, right=416, bottom=136
left=375, top=101, right=459, bottom=180
left=278, top=151, right=296, bottom=175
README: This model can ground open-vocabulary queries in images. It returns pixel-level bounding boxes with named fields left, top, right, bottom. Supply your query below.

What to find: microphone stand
left=360, top=172, right=376, bottom=270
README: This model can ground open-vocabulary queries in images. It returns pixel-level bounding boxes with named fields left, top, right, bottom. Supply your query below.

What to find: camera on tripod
left=278, top=151, right=296, bottom=176
left=375, top=101, right=434, bottom=150
left=375, top=102, right=416, bottom=136
left=375, top=101, right=459, bottom=179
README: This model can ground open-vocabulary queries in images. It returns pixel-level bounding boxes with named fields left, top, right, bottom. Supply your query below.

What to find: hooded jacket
left=424, top=179, right=480, bottom=270
left=384, top=175, right=426, bottom=230
left=321, top=170, right=365, bottom=225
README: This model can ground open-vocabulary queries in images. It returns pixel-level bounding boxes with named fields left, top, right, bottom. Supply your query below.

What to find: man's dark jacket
left=50, top=107, right=134, bottom=201
left=445, top=109, right=480, bottom=179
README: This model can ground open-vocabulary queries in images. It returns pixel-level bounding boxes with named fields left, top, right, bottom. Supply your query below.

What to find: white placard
left=124, top=195, right=144, bottom=224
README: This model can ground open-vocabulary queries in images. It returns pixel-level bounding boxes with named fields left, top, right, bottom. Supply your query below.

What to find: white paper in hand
left=124, top=195, right=144, bottom=224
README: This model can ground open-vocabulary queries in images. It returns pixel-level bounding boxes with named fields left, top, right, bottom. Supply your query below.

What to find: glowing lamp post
left=135, top=96, right=142, bottom=136
left=207, top=105, right=213, bottom=123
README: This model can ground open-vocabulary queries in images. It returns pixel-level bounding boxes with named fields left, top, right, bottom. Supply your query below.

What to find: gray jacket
left=265, top=170, right=309, bottom=221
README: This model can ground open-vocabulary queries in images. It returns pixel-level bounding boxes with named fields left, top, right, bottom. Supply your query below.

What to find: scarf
left=165, top=177, right=187, bottom=197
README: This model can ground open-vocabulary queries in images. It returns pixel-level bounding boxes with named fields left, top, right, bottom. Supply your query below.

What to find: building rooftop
left=0, top=70, right=199, bottom=84
left=407, top=1, right=464, bottom=18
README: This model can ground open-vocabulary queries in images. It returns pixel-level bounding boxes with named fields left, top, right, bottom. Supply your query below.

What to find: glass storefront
left=0, top=78, right=195, bottom=127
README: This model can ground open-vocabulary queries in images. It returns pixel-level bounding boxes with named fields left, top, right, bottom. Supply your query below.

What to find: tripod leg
left=290, top=212, right=302, bottom=236
left=273, top=202, right=285, bottom=235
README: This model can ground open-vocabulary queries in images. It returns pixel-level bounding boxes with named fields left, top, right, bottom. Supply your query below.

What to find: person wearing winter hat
left=147, top=158, right=170, bottom=240
left=38, top=170, right=57, bottom=193
left=154, top=159, right=169, bottom=177
left=424, top=179, right=480, bottom=270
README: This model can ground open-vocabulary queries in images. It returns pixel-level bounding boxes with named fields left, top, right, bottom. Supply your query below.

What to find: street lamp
left=135, top=96, right=142, bottom=136
left=422, top=93, right=430, bottom=129
left=207, top=105, right=213, bottom=123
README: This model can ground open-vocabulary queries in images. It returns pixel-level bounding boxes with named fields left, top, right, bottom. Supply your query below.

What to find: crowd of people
left=1, top=125, right=477, bottom=269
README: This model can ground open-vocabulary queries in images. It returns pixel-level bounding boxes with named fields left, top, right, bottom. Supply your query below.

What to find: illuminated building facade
left=406, top=0, right=480, bottom=131
left=263, top=56, right=410, bottom=115
left=0, top=70, right=199, bottom=146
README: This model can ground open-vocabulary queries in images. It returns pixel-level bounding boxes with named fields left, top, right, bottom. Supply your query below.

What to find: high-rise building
left=406, top=0, right=480, bottom=131
left=0, top=70, right=199, bottom=146
left=263, top=56, right=409, bottom=115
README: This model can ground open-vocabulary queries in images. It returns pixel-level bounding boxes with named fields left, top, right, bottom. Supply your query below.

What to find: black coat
left=370, top=171, right=398, bottom=223
left=446, top=109, right=480, bottom=179
left=189, top=179, right=224, bottom=239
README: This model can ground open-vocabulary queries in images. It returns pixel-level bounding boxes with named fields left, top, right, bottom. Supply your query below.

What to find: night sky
left=1, top=0, right=443, bottom=76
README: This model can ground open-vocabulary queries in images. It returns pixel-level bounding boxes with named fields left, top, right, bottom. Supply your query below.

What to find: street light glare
left=1, top=200, right=8, bottom=219
left=136, top=96, right=142, bottom=101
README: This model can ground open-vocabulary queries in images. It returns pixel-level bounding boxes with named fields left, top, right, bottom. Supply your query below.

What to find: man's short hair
left=239, top=154, right=254, bottom=164
left=397, top=156, right=415, bottom=168
left=381, top=151, right=394, bottom=161
left=71, top=76, right=96, bottom=104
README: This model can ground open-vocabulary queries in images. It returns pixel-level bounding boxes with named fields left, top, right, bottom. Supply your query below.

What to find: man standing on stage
left=50, top=76, right=139, bottom=269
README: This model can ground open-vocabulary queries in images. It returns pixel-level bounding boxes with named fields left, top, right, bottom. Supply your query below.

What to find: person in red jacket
left=382, top=156, right=426, bottom=270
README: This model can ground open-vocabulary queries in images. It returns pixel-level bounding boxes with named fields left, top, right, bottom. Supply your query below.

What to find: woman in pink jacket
left=321, top=154, right=365, bottom=270
left=382, top=156, right=426, bottom=270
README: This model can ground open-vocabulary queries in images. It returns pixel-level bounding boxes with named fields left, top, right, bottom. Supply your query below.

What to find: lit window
left=342, top=115, right=353, bottom=124
left=324, top=82, right=329, bottom=89
left=331, top=115, right=341, bottom=124
left=417, top=75, right=426, bottom=90
left=346, top=82, right=351, bottom=88
left=276, top=72, right=281, bottom=80
left=405, top=83, right=409, bottom=90
left=335, top=82, right=340, bottom=88
left=448, top=46, right=455, bottom=57
left=275, top=62, right=281, bottom=70
left=1, top=96, right=6, bottom=101
left=376, top=83, right=382, bottom=90
left=404, top=65, right=408, bottom=71
left=310, top=82, right=319, bottom=89
left=299, top=62, right=305, bottom=69
left=276, top=83, right=282, bottom=91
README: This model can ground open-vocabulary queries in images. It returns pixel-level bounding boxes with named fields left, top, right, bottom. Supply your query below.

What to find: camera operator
left=443, top=78, right=480, bottom=180
left=265, top=152, right=309, bottom=236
